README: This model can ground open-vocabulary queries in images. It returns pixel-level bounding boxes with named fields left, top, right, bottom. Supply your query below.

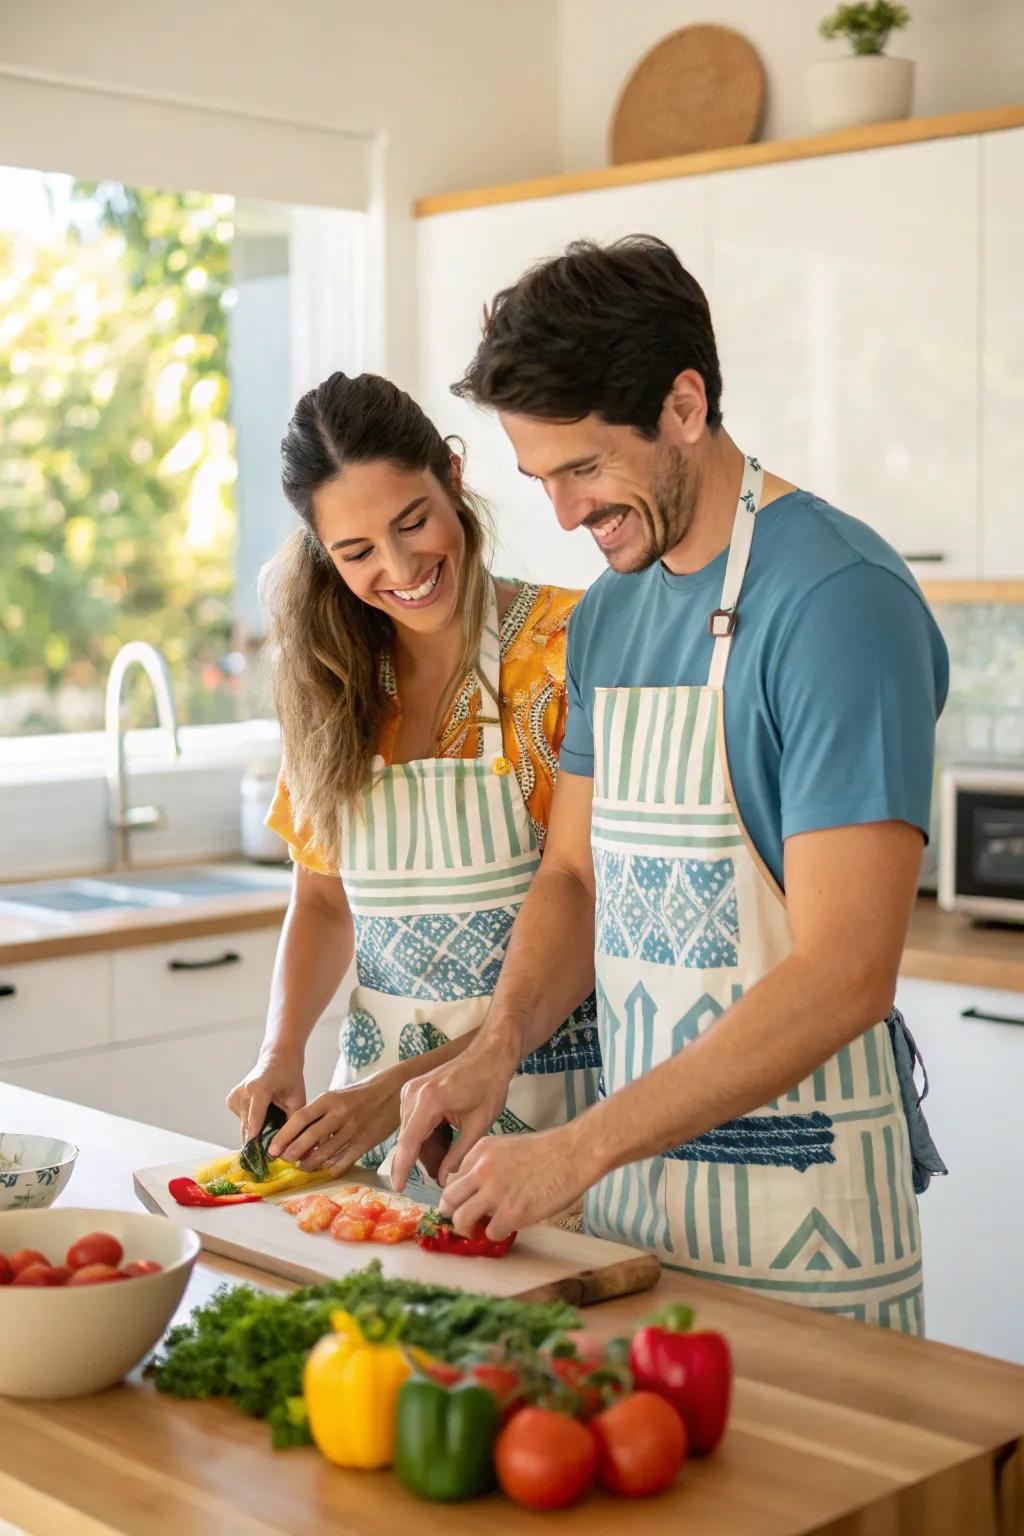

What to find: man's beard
left=585, top=444, right=699, bottom=574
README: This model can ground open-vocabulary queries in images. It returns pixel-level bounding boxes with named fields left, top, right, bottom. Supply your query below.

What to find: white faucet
left=105, top=641, right=181, bottom=871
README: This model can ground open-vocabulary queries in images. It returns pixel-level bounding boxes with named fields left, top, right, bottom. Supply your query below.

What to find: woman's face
left=313, top=460, right=466, bottom=635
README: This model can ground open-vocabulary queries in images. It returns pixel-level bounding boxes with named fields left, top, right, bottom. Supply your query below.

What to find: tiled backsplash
left=933, top=604, right=1024, bottom=767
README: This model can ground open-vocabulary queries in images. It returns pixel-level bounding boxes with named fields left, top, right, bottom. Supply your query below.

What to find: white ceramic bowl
left=0, top=1207, right=200, bottom=1397
left=0, top=1133, right=78, bottom=1211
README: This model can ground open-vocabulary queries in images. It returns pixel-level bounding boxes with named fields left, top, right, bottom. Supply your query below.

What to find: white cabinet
left=710, top=139, right=980, bottom=579
left=417, top=179, right=711, bottom=590
left=981, top=126, right=1024, bottom=578
left=895, top=974, right=1024, bottom=1364
left=0, top=924, right=349, bottom=1144
left=0, top=953, right=111, bottom=1064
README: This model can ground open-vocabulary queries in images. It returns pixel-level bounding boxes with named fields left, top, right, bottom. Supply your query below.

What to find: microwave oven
left=939, top=766, right=1024, bottom=925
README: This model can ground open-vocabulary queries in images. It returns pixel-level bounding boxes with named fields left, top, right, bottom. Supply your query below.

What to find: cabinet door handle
left=900, top=552, right=947, bottom=564
left=167, top=951, right=241, bottom=973
left=0, top=984, right=16, bottom=999
left=961, top=1005, right=1024, bottom=1028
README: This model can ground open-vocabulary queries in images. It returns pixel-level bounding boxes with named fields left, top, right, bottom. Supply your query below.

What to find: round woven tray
left=610, top=24, right=765, bottom=165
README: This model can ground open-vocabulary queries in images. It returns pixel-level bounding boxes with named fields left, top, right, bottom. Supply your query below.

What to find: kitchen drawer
left=0, top=954, right=111, bottom=1066
left=111, top=930, right=280, bottom=1042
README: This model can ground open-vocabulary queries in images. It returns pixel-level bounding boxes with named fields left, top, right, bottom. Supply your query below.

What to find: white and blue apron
left=583, top=457, right=926, bottom=1333
left=331, top=581, right=601, bottom=1170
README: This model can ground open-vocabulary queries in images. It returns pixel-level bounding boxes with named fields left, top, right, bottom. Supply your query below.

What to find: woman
left=227, top=372, right=601, bottom=1179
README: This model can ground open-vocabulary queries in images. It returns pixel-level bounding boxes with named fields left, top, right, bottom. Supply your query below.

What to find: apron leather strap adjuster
left=708, top=606, right=737, bottom=638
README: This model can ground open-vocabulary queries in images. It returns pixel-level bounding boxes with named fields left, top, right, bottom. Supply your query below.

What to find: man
left=393, top=236, right=948, bottom=1331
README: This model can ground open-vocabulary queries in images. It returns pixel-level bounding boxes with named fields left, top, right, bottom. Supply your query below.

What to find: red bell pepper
left=415, top=1208, right=516, bottom=1258
left=167, top=1177, right=264, bottom=1208
left=627, top=1303, right=732, bottom=1454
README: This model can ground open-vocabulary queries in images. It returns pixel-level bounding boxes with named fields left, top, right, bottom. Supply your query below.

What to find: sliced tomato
left=329, top=1213, right=376, bottom=1243
left=12, top=1263, right=61, bottom=1287
left=66, top=1262, right=127, bottom=1285
left=66, top=1233, right=124, bottom=1271
left=296, top=1196, right=341, bottom=1233
left=353, top=1194, right=386, bottom=1220
left=9, top=1248, right=50, bottom=1275
left=122, top=1260, right=163, bottom=1277
left=373, top=1221, right=414, bottom=1244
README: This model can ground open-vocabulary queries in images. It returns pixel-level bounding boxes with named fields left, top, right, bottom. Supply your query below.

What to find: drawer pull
left=961, top=1005, right=1024, bottom=1028
left=900, top=551, right=947, bottom=564
left=0, top=984, right=16, bottom=999
left=167, top=951, right=241, bottom=973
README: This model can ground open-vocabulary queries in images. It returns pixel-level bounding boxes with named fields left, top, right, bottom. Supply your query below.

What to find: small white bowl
left=0, top=1133, right=77, bottom=1211
left=0, top=1207, right=200, bottom=1397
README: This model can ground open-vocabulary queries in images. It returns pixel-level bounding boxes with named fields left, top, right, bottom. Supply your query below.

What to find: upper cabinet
left=981, top=127, right=1024, bottom=579
left=709, top=138, right=980, bottom=579
left=416, top=121, right=1024, bottom=589
left=417, top=178, right=710, bottom=590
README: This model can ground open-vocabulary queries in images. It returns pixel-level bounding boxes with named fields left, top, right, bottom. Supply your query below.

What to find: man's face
left=499, top=411, right=699, bottom=574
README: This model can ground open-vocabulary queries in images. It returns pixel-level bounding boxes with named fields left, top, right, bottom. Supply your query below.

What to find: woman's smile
left=379, top=557, right=446, bottom=610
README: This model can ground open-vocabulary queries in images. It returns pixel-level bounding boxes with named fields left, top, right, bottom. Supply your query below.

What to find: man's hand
left=439, top=1122, right=595, bottom=1241
left=390, top=1043, right=516, bottom=1192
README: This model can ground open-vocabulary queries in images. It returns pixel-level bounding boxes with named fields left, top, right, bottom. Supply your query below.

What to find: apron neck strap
left=477, top=579, right=503, bottom=758
left=707, top=455, right=764, bottom=691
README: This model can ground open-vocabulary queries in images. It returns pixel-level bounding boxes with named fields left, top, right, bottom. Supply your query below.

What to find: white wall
left=557, top=0, right=1024, bottom=171
left=0, top=0, right=561, bottom=389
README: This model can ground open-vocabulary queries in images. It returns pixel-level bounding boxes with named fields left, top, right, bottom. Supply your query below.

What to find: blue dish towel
left=886, top=1008, right=948, bottom=1195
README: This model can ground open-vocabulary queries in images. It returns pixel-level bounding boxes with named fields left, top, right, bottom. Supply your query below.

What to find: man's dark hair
left=452, top=235, right=722, bottom=436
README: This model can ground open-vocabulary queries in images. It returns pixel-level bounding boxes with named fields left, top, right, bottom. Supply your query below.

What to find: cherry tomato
left=0, top=1254, right=13, bottom=1286
left=121, top=1260, right=163, bottom=1277
left=48, top=1265, right=72, bottom=1285
left=12, top=1263, right=61, bottom=1287
left=549, top=1353, right=624, bottom=1420
left=470, top=1362, right=526, bottom=1424
left=66, top=1262, right=126, bottom=1285
left=9, top=1248, right=50, bottom=1275
left=422, top=1360, right=463, bottom=1388
left=66, top=1233, right=124, bottom=1271
left=495, top=1407, right=598, bottom=1511
left=590, top=1392, right=687, bottom=1498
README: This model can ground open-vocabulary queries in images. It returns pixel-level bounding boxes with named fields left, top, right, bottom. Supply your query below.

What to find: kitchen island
left=0, top=1086, right=1021, bottom=1535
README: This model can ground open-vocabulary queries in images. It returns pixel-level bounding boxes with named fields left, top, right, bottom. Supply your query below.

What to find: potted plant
left=807, top=3, right=913, bottom=133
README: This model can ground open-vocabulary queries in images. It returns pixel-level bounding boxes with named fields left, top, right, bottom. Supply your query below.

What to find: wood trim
left=0, top=901, right=287, bottom=967
left=415, top=103, right=1024, bottom=217
left=920, top=579, right=1024, bottom=605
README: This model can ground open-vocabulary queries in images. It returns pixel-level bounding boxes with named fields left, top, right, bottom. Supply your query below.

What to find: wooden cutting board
left=133, top=1154, right=661, bottom=1306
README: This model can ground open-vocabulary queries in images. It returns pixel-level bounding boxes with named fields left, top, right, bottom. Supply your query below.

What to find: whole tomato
left=67, top=1263, right=126, bottom=1285
left=66, top=1233, right=124, bottom=1271
left=590, top=1392, right=687, bottom=1498
left=12, top=1263, right=60, bottom=1287
left=495, top=1407, right=597, bottom=1511
left=121, top=1260, right=163, bottom=1278
left=0, top=1253, right=13, bottom=1285
left=9, top=1248, right=50, bottom=1275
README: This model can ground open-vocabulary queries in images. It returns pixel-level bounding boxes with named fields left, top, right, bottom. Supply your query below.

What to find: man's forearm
left=576, top=950, right=892, bottom=1182
left=479, top=865, right=596, bottom=1065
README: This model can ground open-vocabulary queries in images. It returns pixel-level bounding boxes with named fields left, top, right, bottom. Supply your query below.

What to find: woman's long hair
left=264, top=372, right=491, bottom=864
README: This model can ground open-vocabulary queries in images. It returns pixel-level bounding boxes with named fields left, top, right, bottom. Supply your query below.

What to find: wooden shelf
left=415, top=103, right=1024, bottom=217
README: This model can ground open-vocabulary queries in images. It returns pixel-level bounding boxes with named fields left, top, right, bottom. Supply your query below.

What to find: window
left=0, top=165, right=368, bottom=739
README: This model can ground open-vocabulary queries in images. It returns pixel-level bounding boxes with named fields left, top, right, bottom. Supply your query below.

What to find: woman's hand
left=227, top=1051, right=306, bottom=1144
left=266, top=1070, right=406, bottom=1172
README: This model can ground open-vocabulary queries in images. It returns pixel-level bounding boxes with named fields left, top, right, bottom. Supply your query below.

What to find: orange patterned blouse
left=266, top=582, right=582, bottom=877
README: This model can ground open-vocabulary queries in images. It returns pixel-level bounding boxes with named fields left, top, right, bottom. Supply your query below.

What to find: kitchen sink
left=0, top=864, right=292, bottom=925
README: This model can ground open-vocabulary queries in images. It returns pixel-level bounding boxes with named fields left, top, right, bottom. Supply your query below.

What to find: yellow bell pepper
left=192, top=1153, right=332, bottom=1198
left=304, top=1310, right=426, bottom=1470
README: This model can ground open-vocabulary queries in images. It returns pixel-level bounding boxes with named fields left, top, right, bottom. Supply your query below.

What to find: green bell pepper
left=394, top=1374, right=499, bottom=1501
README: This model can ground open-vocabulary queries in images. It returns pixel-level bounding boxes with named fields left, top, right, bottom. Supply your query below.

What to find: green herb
left=151, top=1259, right=577, bottom=1447
left=203, top=1178, right=240, bottom=1197
left=238, top=1103, right=288, bottom=1183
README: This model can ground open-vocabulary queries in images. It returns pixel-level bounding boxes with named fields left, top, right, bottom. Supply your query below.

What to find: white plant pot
left=806, top=54, right=914, bottom=134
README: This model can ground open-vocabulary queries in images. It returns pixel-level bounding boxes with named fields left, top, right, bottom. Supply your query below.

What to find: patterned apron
left=331, top=581, right=601, bottom=1171
left=583, top=457, right=924, bottom=1333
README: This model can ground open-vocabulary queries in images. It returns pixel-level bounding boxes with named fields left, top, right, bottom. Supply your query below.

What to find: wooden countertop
left=3, top=880, right=1021, bottom=997
left=0, top=1085, right=1021, bottom=1536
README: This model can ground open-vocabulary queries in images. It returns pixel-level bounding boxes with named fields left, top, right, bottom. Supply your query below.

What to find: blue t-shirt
left=561, top=490, right=949, bottom=890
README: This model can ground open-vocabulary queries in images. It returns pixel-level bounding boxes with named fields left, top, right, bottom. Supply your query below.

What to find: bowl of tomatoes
left=0, top=1208, right=200, bottom=1398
